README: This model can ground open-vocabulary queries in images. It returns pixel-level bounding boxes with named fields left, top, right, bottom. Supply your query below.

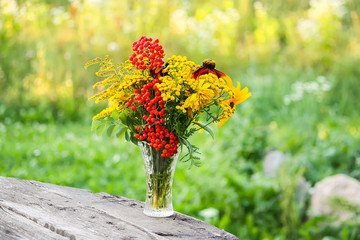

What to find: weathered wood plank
left=0, top=205, right=68, bottom=240
left=0, top=177, right=239, bottom=240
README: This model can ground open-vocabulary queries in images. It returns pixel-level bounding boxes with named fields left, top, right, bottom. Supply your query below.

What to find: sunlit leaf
left=95, top=122, right=106, bottom=136
left=111, top=110, right=120, bottom=120
left=193, top=121, right=215, bottom=139
left=106, top=124, right=116, bottom=136
left=116, top=126, right=127, bottom=138
left=119, top=111, right=129, bottom=126
left=91, top=119, right=102, bottom=131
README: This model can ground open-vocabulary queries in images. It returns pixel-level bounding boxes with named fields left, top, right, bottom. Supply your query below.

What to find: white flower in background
left=170, top=7, right=240, bottom=54
left=186, top=17, right=196, bottom=33
left=296, top=18, right=321, bottom=42
left=309, top=0, right=347, bottom=19
left=50, top=6, right=70, bottom=25
left=213, top=9, right=230, bottom=25
left=49, top=6, right=65, bottom=17
left=254, top=1, right=267, bottom=18
left=226, top=8, right=240, bottom=22
left=0, top=0, right=18, bottom=15
left=304, top=82, right=320, bottom=92
left=199, top=208, right=219, bottom=221
left=298, top=0, right=347, bottom=43
left=317, top=76, right=331, bottom=92
left=112, top=154, right=121, bottom=163
left=194, top=18, right=216, bottom=53
left=33, top=149, right=41, bottom=157
left=107, top=42, right=119, bottom=52
left=170, top=9, right=188, bottom=34
left=284, top=76, right=332, bottom=105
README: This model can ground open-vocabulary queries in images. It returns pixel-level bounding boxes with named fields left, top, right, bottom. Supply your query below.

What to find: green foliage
left=178, top=136, right=201, bottom=167
left=193, top=121, right=215, bottom=139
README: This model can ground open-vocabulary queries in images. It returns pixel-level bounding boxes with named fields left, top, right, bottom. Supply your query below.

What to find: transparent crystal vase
left=138, top=141, right=180, bottom=217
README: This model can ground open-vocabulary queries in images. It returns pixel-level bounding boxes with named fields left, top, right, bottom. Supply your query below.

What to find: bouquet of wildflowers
left=86, top=36, right=251, bottom=165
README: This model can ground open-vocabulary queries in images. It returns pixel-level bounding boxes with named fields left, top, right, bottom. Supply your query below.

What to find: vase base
left=143, top=209, right=174, bottom=218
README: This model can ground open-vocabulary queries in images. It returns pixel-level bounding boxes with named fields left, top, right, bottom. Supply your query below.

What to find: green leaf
left=111, top=110, right=120, bottom=120
left=106, top=124, right=116, bottom=136
left=129, top=132, right=139, bottom=145
left=193, top=121, right=215, bottom=139
left=95, top=122, right=106, bottom=136
left=116, top=126, right=127, bottom=138
left=128, top=124, right=136, bottom=133
left=125, top=130, right=130, bottom=142
left=192, top=159, right=201, bottom=167
left=119, top=111, right=129, bottom=126
left=179, top=137, right=193, bottom=154
left=91, top=119, right=102, bottom=131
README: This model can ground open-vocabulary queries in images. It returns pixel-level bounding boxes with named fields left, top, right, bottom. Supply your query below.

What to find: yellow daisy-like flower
left=181, top=78, right=215, bottom=113
left=229, top=81, right=251, bottom=107
left=218, top=81, right=251, bottom=127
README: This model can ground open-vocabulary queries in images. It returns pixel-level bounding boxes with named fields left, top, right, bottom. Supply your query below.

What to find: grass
left=1, top=122, right=143, bottom=196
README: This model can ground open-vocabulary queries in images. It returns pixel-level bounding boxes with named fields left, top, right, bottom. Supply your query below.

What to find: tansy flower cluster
left=86, top=36, right=251, bottom=162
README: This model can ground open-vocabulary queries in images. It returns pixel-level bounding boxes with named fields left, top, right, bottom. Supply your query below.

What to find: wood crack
left=0, top=201, right=76, bottom=240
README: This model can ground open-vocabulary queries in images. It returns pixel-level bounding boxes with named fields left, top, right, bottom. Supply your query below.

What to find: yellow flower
left=218, top=82, right=251, bottom=127
left=182, top=78, right=215, bottom=113
left=217, top=98, right=234, bottom=127
left=88, top=56, right=156, bottom=120
left=229, top=81, right=251, bottom=107
left=156, top=75, right=181, bottom=101
left=163, top=55, right=198, bottom=80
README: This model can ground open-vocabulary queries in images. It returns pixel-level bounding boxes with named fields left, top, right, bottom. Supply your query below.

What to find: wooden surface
left=0, top=176, right=239, bottom=240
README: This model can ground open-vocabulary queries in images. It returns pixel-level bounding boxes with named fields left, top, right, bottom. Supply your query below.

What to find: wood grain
left=0, top=177, right=239, bottom=240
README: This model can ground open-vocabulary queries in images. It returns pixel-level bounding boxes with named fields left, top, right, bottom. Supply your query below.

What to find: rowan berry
left=128, top=36, right=165, bottom=70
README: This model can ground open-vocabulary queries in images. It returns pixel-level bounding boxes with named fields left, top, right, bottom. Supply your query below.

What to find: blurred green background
left=1, top=0, right=360, bottom=239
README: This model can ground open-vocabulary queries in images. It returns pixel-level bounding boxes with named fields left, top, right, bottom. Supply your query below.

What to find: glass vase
left=138, top=141, right=180, bottom=217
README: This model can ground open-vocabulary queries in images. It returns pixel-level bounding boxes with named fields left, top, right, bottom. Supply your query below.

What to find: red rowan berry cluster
left=127, top=79, right=179, bottom=157
left=129, top=36, right=165, bottom=70
left=136, top=125, right=179, bottom=157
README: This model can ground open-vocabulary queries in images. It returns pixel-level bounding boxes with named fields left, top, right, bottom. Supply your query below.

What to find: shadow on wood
left=0, top=176, right=239, bottom=240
